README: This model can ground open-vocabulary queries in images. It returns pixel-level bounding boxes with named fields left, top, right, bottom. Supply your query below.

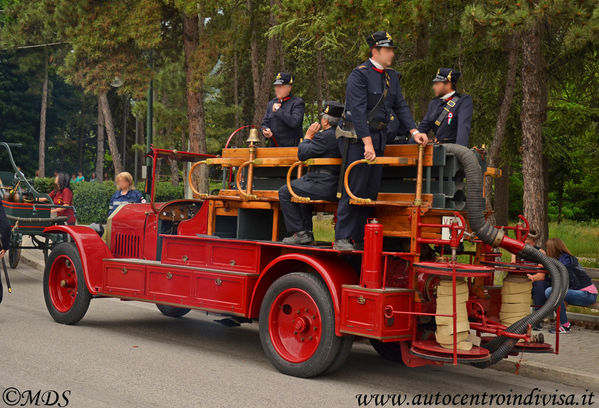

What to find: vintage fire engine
left=42, top=132, right=568, bottom=378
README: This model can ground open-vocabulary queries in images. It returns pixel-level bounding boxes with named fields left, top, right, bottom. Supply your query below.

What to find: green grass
left=313, top=215, right=335, bottom=242
left=548, top=220, right=599, bottom=268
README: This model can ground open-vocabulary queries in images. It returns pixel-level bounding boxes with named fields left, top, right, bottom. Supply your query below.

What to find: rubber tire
left=259, top=272, right=343, bottom=378
left=156, top=304, right=191, bottom=318
left=43, top=242, right=91, bottom=325
left=370, top=339, right=405, bottom=364
left=323, top=334, right=354, bottom=375
left=9, top=247, right=20, bottom=269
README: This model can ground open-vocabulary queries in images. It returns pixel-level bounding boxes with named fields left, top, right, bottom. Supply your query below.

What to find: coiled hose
left=443, top=144, right=568, bottom=367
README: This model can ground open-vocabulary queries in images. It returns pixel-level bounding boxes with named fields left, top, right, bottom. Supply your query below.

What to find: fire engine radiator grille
left=113, top=233, right=141, bottom=258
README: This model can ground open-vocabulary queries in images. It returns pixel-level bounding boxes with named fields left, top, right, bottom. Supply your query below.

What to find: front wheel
left=156, top=304, right=191, bottom=318
left=259, top=272, right=345, bottom=378
left=43, top=243, right=91, bottom=325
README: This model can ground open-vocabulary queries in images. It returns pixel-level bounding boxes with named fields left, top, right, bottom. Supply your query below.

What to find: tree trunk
left=182, top=12, right=208, bottom=194
left=169, top=159, right=180, bottom=187
left=521, top=23, right=548, bottom=246
left=96, top=97, right=105, bottom=181
left=38, top=49, right=49, bottom=178
left=316, top=46, right=324, bottom=111
left=248, top=0, right=279, bottom=126
left=485, top=35, right=520, bottom=225
left=233, top=52, right=240, bottom=129
left=557, top=175, right=564, bottom=225
left=78, top=102, right=84, bottom=172
left=99, top=90, right=123, bottom=175
left=494, top=164, right=510, bottom=226
left=415, top=24, right=430, bottom=119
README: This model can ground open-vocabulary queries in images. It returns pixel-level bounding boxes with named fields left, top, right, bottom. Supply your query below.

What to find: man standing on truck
left=278, top=101, right=344, bottom=245
left=261, top=72, right=305, bottom=147
left=417, top=68, right=473, bottom=146
left=334, top=31, right=428, bottom=251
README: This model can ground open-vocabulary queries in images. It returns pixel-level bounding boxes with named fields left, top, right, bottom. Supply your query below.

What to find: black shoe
left=282, top=230, right=313, bottom=245
left=532, top=323, right=543, bottom=331
left=548, top=324, right=571, bottom=334
left=334, top=239, right=354, bottom=251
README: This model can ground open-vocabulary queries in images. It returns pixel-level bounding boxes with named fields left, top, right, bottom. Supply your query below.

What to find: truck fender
left=249, top=253, right=358, bottom=336
left=44, top=225, right=112, bottom=295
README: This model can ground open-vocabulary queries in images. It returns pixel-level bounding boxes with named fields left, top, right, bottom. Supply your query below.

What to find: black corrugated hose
left=443, top=144, right=568, bottom=368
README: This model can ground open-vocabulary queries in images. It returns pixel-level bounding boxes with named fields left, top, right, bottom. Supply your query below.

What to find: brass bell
left=246, top=128, right=261, bottom=144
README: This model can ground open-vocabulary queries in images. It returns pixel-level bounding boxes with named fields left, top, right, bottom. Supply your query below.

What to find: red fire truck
left=42, top=137, right=568, bottom=378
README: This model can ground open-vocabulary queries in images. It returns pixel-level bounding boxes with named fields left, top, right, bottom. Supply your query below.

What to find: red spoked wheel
left=48, top=254, right=78, bottom=312
left=259, top=273, right=351, bottom=377
left=43, top=243, right=91, bottom=325
left=269, top=288, right=322, bottom=363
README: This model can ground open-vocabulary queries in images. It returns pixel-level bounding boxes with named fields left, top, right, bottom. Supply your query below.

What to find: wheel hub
left=269, top=288, right=322, bottom=363
left=49, top=255, right=78, bottom=313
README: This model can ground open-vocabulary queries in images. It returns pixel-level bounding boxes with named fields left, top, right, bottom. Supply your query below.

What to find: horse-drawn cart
left=0, top=143, right=72, bottom=268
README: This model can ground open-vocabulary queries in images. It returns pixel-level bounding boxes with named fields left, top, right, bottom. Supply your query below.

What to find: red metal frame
left=146, top=147, right=215, bottom=212
left=44, top=225, right=113, bottom=295
left=41, top=144, right=561, bottom=372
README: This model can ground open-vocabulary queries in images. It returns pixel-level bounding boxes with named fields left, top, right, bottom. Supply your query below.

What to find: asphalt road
left=0, top=264, right=594, bottom=408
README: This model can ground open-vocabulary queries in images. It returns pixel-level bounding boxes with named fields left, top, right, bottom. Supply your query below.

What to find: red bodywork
left=43, top=147, right=555, bottom=369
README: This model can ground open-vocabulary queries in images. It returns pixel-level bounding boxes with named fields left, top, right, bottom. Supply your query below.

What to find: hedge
left=72, top=181, right=115, bottom=224
left=31, top=179, right=186, bottom=225
left=33, top=177, right=55, bottom=194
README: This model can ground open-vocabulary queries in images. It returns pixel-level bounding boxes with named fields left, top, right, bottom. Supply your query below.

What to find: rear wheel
left=370, top=339, right=405, bottom=364
left=8, top=247, right=20, bottom=269
left=156, top=304, right=191, bottom=318
left=43, top=243, right=91, bottom=325
left=259, top=272, right=344, bottom=378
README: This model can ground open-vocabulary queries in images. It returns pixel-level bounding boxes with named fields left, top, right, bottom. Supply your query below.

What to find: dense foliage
left=0, top=0, right=597, bottom=231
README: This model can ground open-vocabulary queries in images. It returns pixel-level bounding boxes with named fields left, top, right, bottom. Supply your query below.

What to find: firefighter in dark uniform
left=278, top=101, right=344, bottom=245
left=417, top=68, right=473, bottom=146
left=261, top=72, right=305, bottom=147
left=334, top=31, right=428, bottom=251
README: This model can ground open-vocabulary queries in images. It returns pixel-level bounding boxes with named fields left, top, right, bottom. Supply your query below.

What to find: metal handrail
left=285, top=158, right=343, bottom=203
left=343, top=156, right=418, bottom=205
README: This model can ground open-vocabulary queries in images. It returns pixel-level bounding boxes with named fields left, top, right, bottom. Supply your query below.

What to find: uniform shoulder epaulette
left=358, top=65, right=367, bottom=69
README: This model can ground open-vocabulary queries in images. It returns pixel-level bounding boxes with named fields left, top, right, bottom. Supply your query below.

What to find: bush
left=67, top=180, right=184, bottom=225
left=137, top=181, right=184, bottom=202
left=71, top=181, right=115, bottom=224
left=33, top=177, right=55, bottom=194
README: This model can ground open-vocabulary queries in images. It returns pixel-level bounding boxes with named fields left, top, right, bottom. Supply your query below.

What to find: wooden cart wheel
left=8, top=247, right=20, bottom=269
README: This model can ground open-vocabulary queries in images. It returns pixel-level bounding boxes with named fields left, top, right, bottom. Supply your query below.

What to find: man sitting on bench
left=278, top=101, right=344, bottom=245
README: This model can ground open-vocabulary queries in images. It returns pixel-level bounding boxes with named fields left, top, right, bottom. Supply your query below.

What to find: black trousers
left=279, top=176, right=336, bottom=233
left=334, top=143, right=383, bottom=242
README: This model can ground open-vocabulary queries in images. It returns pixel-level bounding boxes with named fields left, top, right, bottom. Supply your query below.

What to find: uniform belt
left=368, top=120, right=387, bottom=131
left=307, top=168, right=337, bottom=176
left=433, top=137, right=457, bottom=144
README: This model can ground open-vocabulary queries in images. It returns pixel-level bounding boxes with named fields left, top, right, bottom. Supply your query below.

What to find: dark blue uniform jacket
left=417, top=93, right=472, bottom=146
left=261, top=95, right=305, bottom=147
left=108, top=189, right=144, bottom=216
left=344, top=59, right=416, bottom=151
left=295, top=127, right=341, bottom=200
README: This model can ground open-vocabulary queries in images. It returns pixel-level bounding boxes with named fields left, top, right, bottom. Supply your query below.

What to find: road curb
left=491, top=359, right=599, bottom=390
left=20, top=252, right=45, bottom=272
